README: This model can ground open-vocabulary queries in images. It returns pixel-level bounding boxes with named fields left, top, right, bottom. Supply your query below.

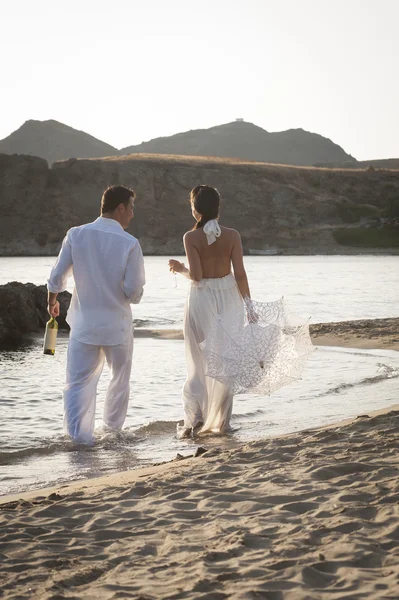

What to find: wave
left=0, top=428, right=141, bottom=467
left=231, top=408, right=265, bottom=419
left=0, top=419, right=193, bottom=466
left=319, top=363, right=399, bottom=397
left=0, top=409, right=270, bottom=466
left=0, top=438, right=88, bottom=466
left=134, top=317, right=177, bottom=328
left=133, top=420, right=179, bottom=436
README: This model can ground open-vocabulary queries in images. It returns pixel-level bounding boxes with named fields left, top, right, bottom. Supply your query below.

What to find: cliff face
left=0, top=154, right=50, bottom=254
left=0, top=153, right=398, bottom=256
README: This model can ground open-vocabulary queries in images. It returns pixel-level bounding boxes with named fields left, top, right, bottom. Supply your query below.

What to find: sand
left=135, top=317, right=399, bottom=351
left=310, top=318, right=399, bottom=351
left=1, top=405, right=399, bottom=599
left=1, top=321, right=398, bottom=598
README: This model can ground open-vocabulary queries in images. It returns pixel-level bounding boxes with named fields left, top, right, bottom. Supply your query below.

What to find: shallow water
left=1, top=255, right=398, bottom=325
left=1, top=336, right=398, bottom=497
left=0, top=255, right=398, bottom=496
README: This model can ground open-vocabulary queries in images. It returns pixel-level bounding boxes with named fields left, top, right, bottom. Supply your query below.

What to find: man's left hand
left=48, top=301, right=60, bottom=318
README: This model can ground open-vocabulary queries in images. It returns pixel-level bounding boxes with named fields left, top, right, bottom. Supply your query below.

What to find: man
left=47, top=185, right=145, bottom=443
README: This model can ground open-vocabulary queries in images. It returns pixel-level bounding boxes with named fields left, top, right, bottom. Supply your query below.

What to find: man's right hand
left=48, top=301, right=60, bottom=318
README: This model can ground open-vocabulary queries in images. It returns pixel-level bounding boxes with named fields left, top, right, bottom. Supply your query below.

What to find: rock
left=0, top=282, right=71, bottom=348
left=174, top=453, right=187, bottom=461
left=194, top=446, right=208, bottom=457
left=47, top=492, right=63, bottom=501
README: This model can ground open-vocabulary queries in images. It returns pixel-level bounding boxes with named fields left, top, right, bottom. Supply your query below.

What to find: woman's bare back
left=186, top=226, right=238, bottom=278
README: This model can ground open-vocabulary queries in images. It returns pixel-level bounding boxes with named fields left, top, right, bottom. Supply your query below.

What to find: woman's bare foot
left=176, top=425, right=192, bottom=439
left=192, top=421, right=204, bottom=435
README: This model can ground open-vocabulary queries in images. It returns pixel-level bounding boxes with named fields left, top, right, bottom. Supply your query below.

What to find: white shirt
left=47, top=216, right=145, bottom=346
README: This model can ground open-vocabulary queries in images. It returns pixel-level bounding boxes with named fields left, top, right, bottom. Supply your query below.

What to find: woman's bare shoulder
left=220, top=226, right=240, bottom=238
left=183, top=229, right=201, bottom=243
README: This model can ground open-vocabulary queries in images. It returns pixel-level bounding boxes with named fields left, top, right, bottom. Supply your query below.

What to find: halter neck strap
left=203, top=219, right=221, bottom=245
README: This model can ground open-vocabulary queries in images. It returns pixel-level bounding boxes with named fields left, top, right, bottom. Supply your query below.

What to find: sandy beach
left=1, top=408, right=399, bottom=599
left=310, top=318, right=399, bottom=352
left=1, top=412, right=399, bottom=598
left=1, top=324, right=398, bottom=599
left=135, top=317, right=399, bottom=351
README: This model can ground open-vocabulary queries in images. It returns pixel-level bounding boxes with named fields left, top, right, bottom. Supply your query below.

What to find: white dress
left=181, top=219, right=245, bottom=434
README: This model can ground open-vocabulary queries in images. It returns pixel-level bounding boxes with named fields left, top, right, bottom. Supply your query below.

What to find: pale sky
left=1, top=0, right=398, bottom=160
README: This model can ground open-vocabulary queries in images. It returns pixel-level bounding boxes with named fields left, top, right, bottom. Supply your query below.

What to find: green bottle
left=43, top=317, right=58, bottom=355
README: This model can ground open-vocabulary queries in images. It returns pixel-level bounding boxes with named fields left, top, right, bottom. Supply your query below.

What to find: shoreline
left=1, top=402, right=398, bottom=507
left=25, top=317, right=399, bottom=351
left=134, top=317, right=399, bottom=351
left=1, top=404, right=399, bottom=599
left=1, top=251, right=399, bottom=257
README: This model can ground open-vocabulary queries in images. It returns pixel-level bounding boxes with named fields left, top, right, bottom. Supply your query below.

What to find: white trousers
left=63, top=333, right=133, bottom=443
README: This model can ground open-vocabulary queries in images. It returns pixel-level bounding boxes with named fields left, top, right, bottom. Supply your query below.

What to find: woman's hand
left=168, top=259, right=185, bottom=274
left=244, top=297, right=258, bottom=324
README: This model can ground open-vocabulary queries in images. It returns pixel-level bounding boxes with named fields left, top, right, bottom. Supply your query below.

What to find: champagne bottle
left=43, top=317, right=58, bottom=355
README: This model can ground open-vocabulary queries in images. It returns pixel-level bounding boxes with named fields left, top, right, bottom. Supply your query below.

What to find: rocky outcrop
left=0, top=153, right=398, bottom=257
left=0, top=283, right=71, bottom=349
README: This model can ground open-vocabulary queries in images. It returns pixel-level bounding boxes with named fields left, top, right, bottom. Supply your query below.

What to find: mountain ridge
left=0, top=118, right=355, bottom=166
left=0, top=119, right=118, bottom=164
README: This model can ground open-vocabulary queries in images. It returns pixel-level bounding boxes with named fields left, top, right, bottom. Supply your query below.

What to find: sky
left=1, top=0, right=398, bottom=160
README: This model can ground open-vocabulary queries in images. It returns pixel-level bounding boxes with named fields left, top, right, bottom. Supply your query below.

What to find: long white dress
left=182, top=272, right=244, bottom=433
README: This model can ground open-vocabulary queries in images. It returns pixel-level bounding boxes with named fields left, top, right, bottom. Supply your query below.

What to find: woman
left=169, top=185, right=251, bottom=437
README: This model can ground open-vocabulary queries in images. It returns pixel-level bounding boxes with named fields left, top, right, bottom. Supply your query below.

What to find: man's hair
left=101, top=185, right=135, bottom=214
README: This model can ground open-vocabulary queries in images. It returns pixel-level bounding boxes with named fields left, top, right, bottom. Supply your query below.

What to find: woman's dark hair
left=101, top=185, right=135, bottom=214
left=190, top=185, right=220, bottom=229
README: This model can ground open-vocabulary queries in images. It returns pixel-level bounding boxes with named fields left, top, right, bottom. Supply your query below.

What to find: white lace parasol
left=200, top=297, right=313, bottom=395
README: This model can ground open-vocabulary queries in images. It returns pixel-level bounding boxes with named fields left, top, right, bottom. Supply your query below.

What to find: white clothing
left=48, top=216, right=144, bottom=442
left=203, top=219, right=221, bottom=245
left=48, top=216, right=145, bottom=345
left=183, top=273, right=244, bottom=433
left=64, top=333, right=133, bottom=443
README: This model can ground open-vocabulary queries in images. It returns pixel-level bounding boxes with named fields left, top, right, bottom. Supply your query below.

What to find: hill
left=0, top=152, right=398, bottom=257
left=120, top=121, right=355, bottom=166
left=0, top=120, right=118, bottom=164
left=0, top=119, right=355, bottom=167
